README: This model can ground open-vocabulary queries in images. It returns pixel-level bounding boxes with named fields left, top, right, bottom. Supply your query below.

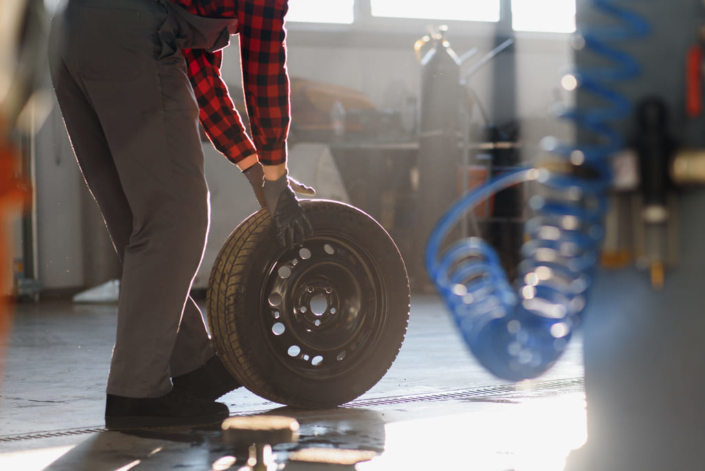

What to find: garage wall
left=226, top=31, right=572, bottom=155
left=34, top=101, right=85, bottom=290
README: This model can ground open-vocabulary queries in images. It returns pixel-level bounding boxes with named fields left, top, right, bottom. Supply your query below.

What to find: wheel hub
left=262, top=237, right=384, bottom=378
left=295, top=281, right=339, bottom=328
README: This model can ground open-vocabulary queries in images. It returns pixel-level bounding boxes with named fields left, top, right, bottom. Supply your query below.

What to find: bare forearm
left=236, top=154, right=259, bottom=172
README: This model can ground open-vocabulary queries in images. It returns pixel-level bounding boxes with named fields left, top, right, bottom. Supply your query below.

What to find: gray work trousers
left=48, top=0, right=235, bottom=398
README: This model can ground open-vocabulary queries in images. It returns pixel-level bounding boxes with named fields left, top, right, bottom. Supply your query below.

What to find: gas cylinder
left=418, top=26, right=462, bottom=137
left=413, top=26, right=463, bottom=288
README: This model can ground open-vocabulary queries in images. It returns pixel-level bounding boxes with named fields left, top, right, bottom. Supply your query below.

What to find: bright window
left=512, top=0, right=576, bottom=33
left=371, top=0, right=501, bottom=23
left=286, top=0, right=577, bottom=31
left=287, top=0, right=355, bottom=24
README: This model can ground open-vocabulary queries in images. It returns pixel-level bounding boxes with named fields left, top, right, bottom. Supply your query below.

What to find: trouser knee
left=168, top=195, right=210, bottom=260
left=130, top=190, right=210, bottom=264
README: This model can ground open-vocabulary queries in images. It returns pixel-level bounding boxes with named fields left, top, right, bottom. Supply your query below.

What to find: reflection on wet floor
left=7, top=389, right=585, bottom=470
left=0, top=297, right=586, bottom=470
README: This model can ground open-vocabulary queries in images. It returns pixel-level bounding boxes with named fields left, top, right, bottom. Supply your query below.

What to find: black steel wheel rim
left=260, top=234, right=387, bottom=380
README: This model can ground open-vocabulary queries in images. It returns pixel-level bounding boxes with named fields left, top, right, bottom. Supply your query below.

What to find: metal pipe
left=463, top=38, right=515, bottom=81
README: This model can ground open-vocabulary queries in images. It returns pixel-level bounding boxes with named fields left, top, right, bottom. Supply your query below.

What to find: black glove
left=263, top=173, right=314, bottom=249
left=244, top=163, right=316, bottom=209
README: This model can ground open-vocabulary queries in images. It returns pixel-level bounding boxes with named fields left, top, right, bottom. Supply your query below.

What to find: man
left=49, top=0, right=312, bottom=429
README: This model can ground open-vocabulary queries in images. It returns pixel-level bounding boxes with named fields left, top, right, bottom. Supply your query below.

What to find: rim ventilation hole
left=273, top=310, right=280, bottom=319
left=299, top=248, right=312, bottom=260
left=303, top=354, right=310, bottom=361
left=324, top=244, right=335, bottom=255
left=300, top=306, right=307, bottom=313
left=310, top=294, right=328, bottom=316
left=287, top=345, right=301, bottom=357
left=337, top=351, right=346, bottom=361
left=315, top=320, right=321, bottom=326
left=330, top=307, right=337, bottom=314
left=278, top=266, right=292, bottom=279
left=268, top=293, right=282, bottom=307
left=272, top=322, right=286, bottom=336
left=312, top=355, right=323, bottom=366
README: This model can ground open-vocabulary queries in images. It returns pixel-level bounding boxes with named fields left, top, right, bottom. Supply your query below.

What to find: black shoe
left=172, top=355, right=241, bottom=401
left=105, top=388, right=229, bottom=430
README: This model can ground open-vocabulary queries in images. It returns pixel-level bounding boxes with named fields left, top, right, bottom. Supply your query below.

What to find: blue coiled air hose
left=425, top=0, right=650, bottom=382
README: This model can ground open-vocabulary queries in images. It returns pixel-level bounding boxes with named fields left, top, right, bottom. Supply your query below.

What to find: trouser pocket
left=76, top=7, right=143, bottom=81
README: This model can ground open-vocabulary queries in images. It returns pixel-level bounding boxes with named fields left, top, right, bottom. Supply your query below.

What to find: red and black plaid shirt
left=172, top=0, right=290, bottom=166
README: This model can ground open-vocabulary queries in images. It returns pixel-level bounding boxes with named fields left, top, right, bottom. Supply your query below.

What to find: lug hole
left=268, top=293, right=282, bottom=307
left=272, top=322, right=285, bottom=336
left=287, top=345, right=301, bottom=357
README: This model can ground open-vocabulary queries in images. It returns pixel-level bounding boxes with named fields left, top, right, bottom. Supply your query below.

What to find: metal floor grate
left=344, top=378, right=584, bottom=408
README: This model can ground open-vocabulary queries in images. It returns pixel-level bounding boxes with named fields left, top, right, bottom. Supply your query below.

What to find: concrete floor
left=0, top=295, right=585, bottom=470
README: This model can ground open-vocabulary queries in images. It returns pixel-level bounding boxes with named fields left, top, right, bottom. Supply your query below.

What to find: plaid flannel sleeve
left=237, top=0, right=291, bottom=165
left=182, top=48, right=258, bottom=165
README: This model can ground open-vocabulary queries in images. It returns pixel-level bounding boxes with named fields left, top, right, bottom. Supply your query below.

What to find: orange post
left=0, top=131, right=30, bottom=389
left=687, top=44, right=703, bottom=118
